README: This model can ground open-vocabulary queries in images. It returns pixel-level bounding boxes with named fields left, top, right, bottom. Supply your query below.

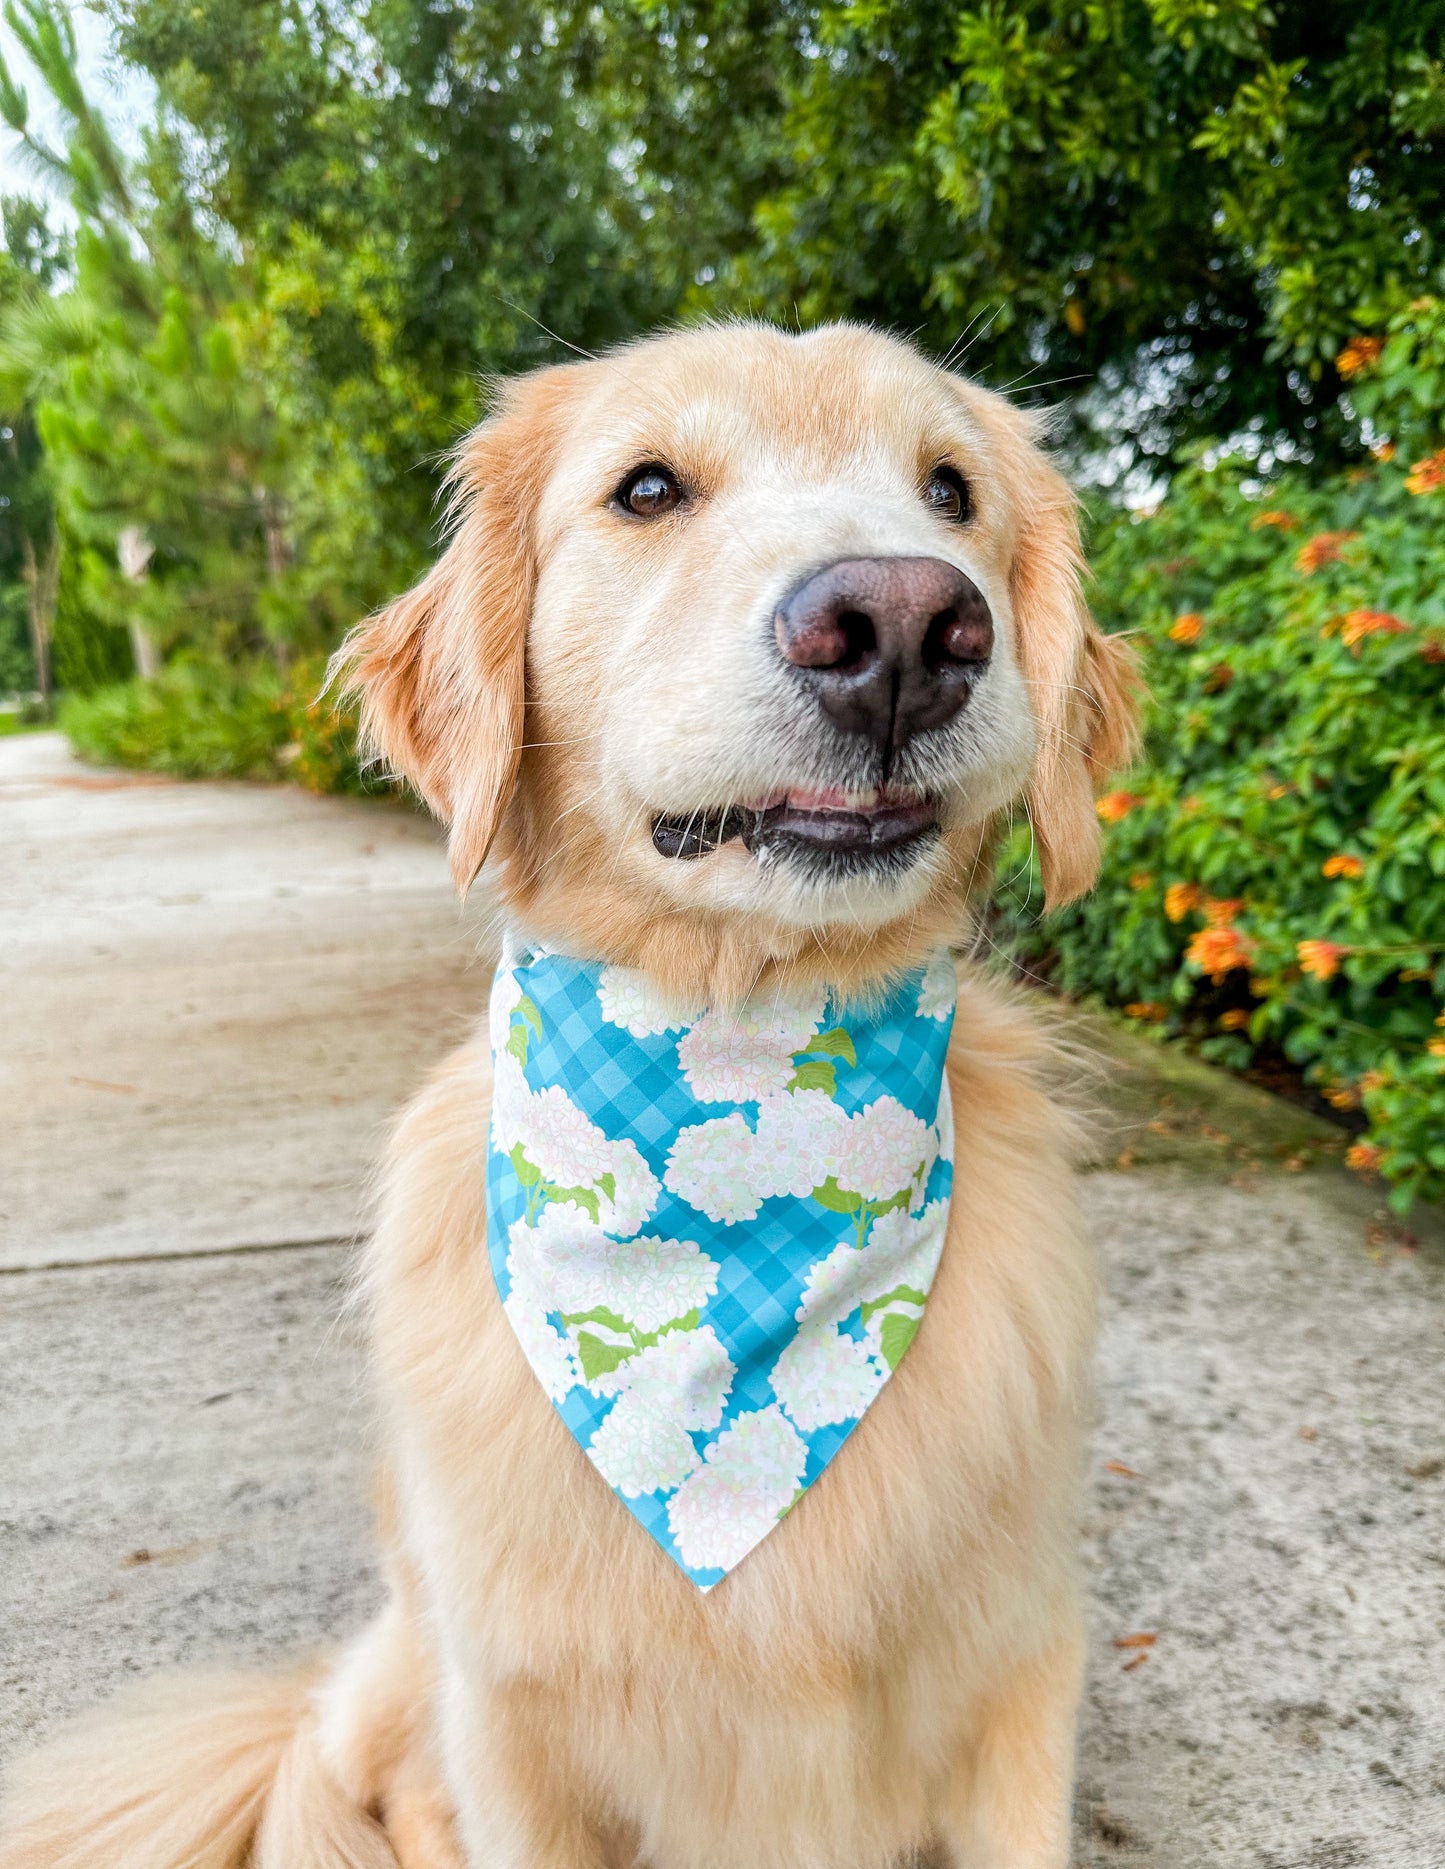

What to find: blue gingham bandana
left=486, top=941, right=956, bottom=1588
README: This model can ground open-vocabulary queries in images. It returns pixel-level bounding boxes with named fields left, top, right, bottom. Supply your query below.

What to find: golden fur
left=0, top=322, right=1139, bottom=1869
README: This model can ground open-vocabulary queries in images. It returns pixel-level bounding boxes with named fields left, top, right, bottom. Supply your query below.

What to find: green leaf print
left=576, top=1332, right=636, bottom=1382
left=811, top=1176, right=863, bottom=1216
left=808, top=1027, right=857, bottom=1066
left=510, top=1143, right=541, bottom=1187
left=865, top=1187, right=912, bottom=1220
left=505, top=1025, right=530, bottom=1067
left=878, top=1311, right=920, bottom=1371
left=517, top=994, right=543, bottom=1037
left=787, top=1058, right=838, bottom=1096
left=543, top=1183, right=600, bottom=1222
left=597, top=1171, right=616, bottom=1200
left=631, top=1308, right=700, bottom=1350
left=859, top=1284, right=927, bottom=1325
left=559, top=1306, right=632, bottom=1334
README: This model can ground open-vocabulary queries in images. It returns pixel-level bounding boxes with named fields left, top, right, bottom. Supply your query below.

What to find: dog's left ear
left=334, top=364, right=579, bottom=893
left=1007, top=443, right=1142, bottom=907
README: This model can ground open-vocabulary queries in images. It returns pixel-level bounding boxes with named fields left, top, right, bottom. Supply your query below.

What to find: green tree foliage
left=0, top=193, right=65, bottom=695
left=730, top=1, right=1445, bottom=476
left=104, top=0, right=811, bottom=591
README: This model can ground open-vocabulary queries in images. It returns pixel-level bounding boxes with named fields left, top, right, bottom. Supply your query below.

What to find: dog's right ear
left=335, top=365, right=579, bottom=893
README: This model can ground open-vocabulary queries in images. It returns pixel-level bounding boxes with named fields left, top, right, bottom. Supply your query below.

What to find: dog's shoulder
left=948, top=966, right=1095, bottom=1172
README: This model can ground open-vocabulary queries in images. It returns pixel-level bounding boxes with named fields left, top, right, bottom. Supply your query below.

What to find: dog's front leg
left=929, top=1620, right=1085, bottom=1869
left=440, top=1668, right=608, bottom=1869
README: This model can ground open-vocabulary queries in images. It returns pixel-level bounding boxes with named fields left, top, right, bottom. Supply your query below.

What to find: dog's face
left=347, top=323, right=1137, bottom=994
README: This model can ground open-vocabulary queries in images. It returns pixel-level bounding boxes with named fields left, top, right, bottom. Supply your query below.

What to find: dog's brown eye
left=924, top=467, right=971, bottom=524
left=616, top=464, right=685, bottom=518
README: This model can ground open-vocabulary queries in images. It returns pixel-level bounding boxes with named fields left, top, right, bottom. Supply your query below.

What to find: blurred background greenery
left=2, top=0, right=1443, bottom=1205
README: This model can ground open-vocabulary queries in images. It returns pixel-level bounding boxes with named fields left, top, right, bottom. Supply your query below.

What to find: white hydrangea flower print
left=522, top=1208, right=718, bottom=1334
left=860, top=1201, right=947, bottom=1294
left=500, top=1246, right=580, bottom=1402
left=749, top=1090, right=848, bottom=1200
left=936, top=1071, right=955, bottom=1170
left=588, top=1325, right=734, bottom=1429
left=492, top=1061, right=660, bottom=1237
left=489, top=966, right=524, bottom=1053
left=916, top=950, right=957, bottom=1021
left=489, top=1049, right=532, bottom=1156
left=594, top=1144, right=660, bottom=1238
left=523, top=1083, right=610, bottom=1186
left=664, top=1113, right=761, bottom=1224
left=769, top=1324, right=885, bottom=1432
left=676, top=986, right=828, bottom=1103
left=667, top=1405, right=809, bottom=1572
left=596, top=965, right=706, bottom=1039
left=835, top=1095, right=935, bottom=1204
left=768, top=1201, right=948, bottom=1430
left=588, top=1398, right=701, bottom=1497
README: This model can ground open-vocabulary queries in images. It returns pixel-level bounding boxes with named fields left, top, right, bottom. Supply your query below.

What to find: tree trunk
left=127, top=619, right=162, bottom=679
left=117, top=526, right=162, bottom=678
left=20, top=526, right=59, bottom=706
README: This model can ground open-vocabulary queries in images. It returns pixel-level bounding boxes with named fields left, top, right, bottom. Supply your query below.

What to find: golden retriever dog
left=0, top=321, right=1138, bottom=1869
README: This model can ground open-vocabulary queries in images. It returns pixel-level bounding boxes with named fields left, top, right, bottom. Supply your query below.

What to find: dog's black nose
left=774, top=557, right=993, bottom=770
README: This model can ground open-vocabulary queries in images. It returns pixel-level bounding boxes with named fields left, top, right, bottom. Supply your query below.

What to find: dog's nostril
left=924, top=600, right=993, bottom=669
left=834, top=609, right=877, bottom=670
left=776, top=603, right=877, bottom=671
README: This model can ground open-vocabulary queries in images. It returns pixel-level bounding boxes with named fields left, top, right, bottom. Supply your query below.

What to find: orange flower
left=1335, top=336, right=1384, bottom=379
left=1427, top=1036, right=1445, bottom=1058
left=1125, top=1001, right=1168, bottom=1023
left=1405, top=449, right=1445, bottom=495
left=1202, top=896, right=1243, bottom=927
left=1421, top=637, right=1445, bottom=664
left=1341, top=608, right=1410, bottom=649
left=1294, top=531, right=1360, bottom=574
left=1321, top=853, right=1365, bottom=879
left=1203, top=662, right=1234, bottom=693
left=1371, top=441, right=1397, bottom=462
left=1128, top=871, right=1154, bottom=892
left=1249, top=509, right=1299, bottom=532
left=1345, top=1142, right=1383, bottom=1176
left=1266, top=783, right=1291, bottom=800
left=1359, top=1071, right=1386, bottom=1093
left=1096, top=791, right=1143, bottom=823
left=1218, top=1008, right=1252, bottom=1031
left=1186, top=924, right=1254, bottom=981
left=1297, top=939, right=1347, bottom=981
left=1164, top=881, right=1203, bottom=922
left=1437, top=1010, right=1445, bottom=1028
left=1324, top=1086, right=1358, bottom=1111
left=1168, top=612, right=1204, bottom=644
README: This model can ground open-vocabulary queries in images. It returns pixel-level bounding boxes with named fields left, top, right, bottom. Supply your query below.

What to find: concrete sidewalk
left=3, top=732, right=1443, bottom=1865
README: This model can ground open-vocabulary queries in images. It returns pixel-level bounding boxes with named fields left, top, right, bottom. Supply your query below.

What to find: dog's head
left=343, top=323, right=1138, bottom=997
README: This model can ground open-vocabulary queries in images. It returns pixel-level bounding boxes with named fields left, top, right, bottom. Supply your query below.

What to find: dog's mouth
left=651, top=787, right=940, bottom=870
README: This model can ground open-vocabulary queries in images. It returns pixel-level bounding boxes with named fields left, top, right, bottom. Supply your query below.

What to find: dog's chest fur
left=364, top=978, right=1094, bottom=1868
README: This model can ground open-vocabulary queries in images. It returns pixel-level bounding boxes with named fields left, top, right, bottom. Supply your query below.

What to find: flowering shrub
left=1002, top=307, right=1445, bottom=1209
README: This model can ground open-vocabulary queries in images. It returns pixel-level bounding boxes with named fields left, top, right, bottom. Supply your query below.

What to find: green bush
left=59, top=653, right=375, bottom=795
left=1003, top=306, right=1445, bottom=1210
